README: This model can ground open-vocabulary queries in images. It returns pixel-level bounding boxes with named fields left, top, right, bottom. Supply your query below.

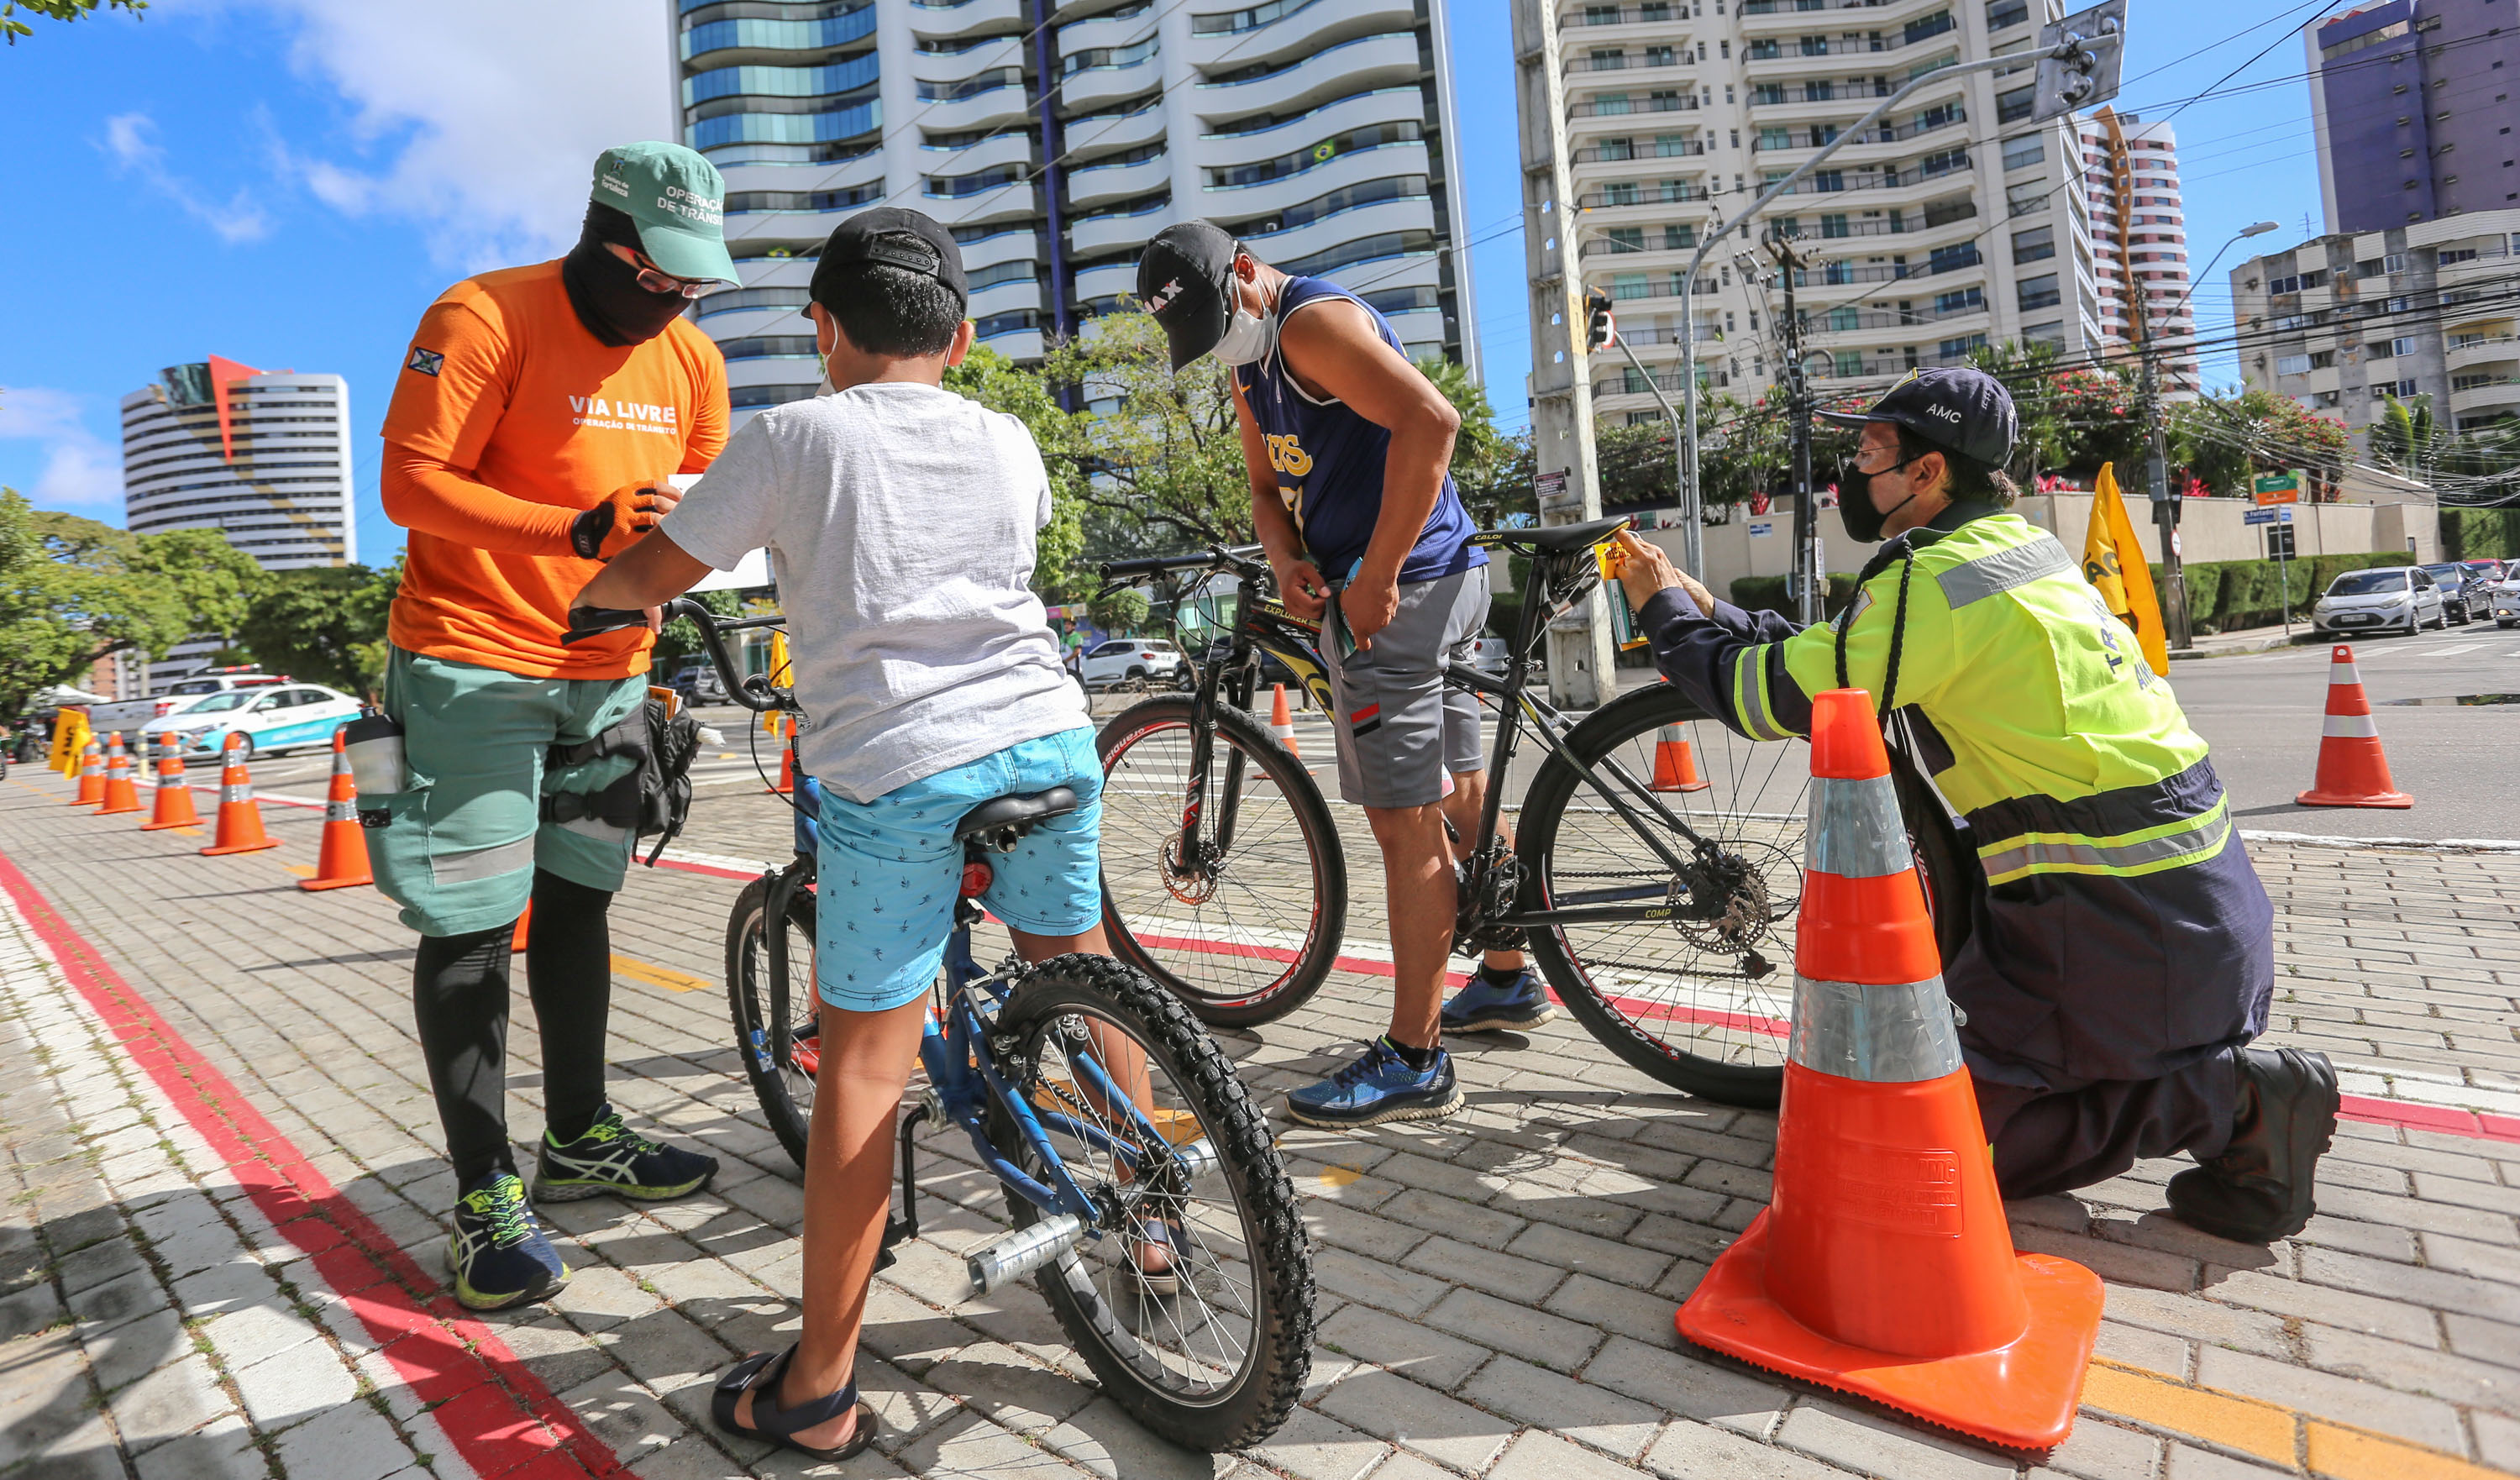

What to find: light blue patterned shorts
left=813, top=727, right=1103, bottom=1012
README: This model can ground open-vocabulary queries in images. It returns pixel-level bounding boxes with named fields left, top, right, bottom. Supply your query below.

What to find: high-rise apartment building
left=2075, top=111, right=2197, bottom=394
left=2229, top=207, right=2520, bottom=449
left=119, top=356, right=355, bottom=687
left=1551, top=0, right=2099, bottom=426
left=669, top=0, right=1476, bottom=418
left=2307, top=1, right=2520, bottom=236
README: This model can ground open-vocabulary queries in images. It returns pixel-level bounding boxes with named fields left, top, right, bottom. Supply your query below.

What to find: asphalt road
left=2172, top=621, right=2520, bottom=842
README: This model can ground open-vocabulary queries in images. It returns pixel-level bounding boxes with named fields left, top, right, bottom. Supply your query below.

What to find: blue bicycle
left=606, top=598, right=1314, bottom=1452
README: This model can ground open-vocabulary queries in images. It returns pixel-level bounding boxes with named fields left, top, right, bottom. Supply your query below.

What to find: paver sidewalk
left=1, top=767, right=2514, bottom=1480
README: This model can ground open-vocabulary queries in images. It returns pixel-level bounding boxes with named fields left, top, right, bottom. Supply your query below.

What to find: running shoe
left=448, top=1171, right=567, bottom=1311
left=1440, top=969, right=1555, bottom=1034
left=532, top=1104, right=720, bottom=1203
left=1285, top=1038, right=1463, bottom=1129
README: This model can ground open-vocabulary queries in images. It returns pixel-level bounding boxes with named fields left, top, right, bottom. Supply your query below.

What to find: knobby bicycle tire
left=726, top=874, right=817, bottom=1171
left=1515, top=683, right=1969, bottom=1108
left=1095, top=695, right=1347, bottom=1027
left=987, top=954, right=1313, bottom=1451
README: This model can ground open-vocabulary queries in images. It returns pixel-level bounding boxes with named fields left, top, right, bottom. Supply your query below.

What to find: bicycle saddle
left=1473, top=515, right=1631, bottom=554
left=954, top=787, right=1080, bottom=851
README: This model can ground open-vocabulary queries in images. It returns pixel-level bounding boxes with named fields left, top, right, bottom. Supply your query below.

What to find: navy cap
left=810, top=207, right=967, bottom=312
left=1815, top=367, right=2017, bottom=468
left=1137, top=221, right=1240, bottom=370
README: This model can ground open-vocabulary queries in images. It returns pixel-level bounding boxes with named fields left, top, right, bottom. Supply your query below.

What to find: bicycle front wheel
left=726, top=874, right=817, bottom=1171
left=1096, top=696, right=1346, bottom=1026
left=987, top=955, right=1313, bottom=1451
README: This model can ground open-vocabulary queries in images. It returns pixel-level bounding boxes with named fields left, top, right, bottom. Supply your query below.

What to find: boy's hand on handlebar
left=1272, top=556, right=1330, bottom=619
left=570, top=480, right=682, bottom=561
left=1611, top=529, right=1712, bottom=616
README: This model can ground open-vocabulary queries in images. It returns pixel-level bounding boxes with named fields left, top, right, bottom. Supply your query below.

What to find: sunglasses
left=603, top=242, right=722, bottom=299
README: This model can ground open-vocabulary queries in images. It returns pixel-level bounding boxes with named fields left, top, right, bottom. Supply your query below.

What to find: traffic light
left=1583, top=287, right=1616, bottom=352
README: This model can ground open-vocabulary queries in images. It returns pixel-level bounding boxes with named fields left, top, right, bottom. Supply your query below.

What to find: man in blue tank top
left=1139, top=222, right=1552, bottom=1129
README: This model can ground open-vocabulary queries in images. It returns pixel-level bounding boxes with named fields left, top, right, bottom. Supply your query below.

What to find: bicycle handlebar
left=1099, top=543, right=1267, bottom=580
left=563, top=597, right=794, bottom=714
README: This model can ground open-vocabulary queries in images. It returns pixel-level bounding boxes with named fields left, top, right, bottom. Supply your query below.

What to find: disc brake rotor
left=1160, top=834, right=1219, bottom=905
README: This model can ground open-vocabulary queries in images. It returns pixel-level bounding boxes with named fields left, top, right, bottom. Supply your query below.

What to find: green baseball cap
left=591, top=142, right=738, bottom=285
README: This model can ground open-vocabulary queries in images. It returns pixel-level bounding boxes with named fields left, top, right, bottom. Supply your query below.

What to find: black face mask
left=561, top=205, right=690, bottom=347
left=1836, top=454, right=1924, bottom=543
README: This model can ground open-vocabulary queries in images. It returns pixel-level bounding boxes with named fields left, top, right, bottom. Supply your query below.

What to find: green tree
left=0, top=494, right=265, bottom=716
left=1415, top=355, right=1534, bottom=526
left=3, top=0, right=144, bottom=43
left=654, top=586, right=743, bottom=681
left=234, top=561, right=400, bottom=698
left=2169, top=388, right=2351, bottom=497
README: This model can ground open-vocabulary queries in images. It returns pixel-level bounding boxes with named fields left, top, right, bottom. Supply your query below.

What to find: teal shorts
left=816, top=727, right=1103, bottom=1013
left=368, top=648, right=648, bottom=937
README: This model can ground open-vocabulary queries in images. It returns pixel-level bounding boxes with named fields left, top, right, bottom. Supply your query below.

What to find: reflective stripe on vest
left=1732, top=644, right=1793, bottom=742
left=1976, top=795, right=2234, bottom=886
left=1935, top=534, right=2075, bottom=608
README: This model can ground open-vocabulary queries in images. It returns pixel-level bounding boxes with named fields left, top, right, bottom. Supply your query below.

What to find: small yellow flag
left=2082, top=463, right=2170, bottom=676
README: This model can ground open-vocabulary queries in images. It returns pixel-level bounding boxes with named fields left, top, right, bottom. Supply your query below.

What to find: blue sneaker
left=448, top=1171, right=568, bottom=1311
left=1440, top=970, right=1555, bottom=1034
left=533, top=1104, right=719, bottom=1203
left=1285, top=1039, right=1463, bottom=1129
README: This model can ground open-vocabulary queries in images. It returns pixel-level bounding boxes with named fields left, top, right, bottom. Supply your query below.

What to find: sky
left=0, top=0, right=2329, bottom=559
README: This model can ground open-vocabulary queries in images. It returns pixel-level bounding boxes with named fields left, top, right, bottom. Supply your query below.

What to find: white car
left=1079, top=638, right=1185, bottom=689
left=141, top=683, right=363, bottom=761
left=2311, top=567, right=2444, bottom=638
left=82, top=667, right=287, bottom=737
left=2494, top=569, right=2520, bottom=628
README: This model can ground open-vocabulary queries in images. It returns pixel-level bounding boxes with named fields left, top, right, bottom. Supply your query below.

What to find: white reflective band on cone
left=1659, top=724, right=1685, bottom=742
left=2328, top=659, right=2362, bottom=684
left=2323, top=713, right=2380, bottom=739
left=1788, top=974, right=1966, bottom=1082
left=220, top=785, right=250, bottom=804
left=325, top=799, right=356, bottom=823
left=1806, top=775, right=1915, bottom=879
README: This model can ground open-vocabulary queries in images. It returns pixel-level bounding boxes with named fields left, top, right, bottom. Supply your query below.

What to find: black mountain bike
left=565, top=598, right=1313, bottom=1452
left=1093, top=518, right=1971, bottom=1109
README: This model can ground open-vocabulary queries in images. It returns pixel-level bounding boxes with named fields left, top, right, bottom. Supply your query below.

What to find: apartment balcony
left=969, top=278, right=1047, bottom=317
left=680, top=7, right=879, bottom=69
left=1199, top=86, right=1423, bottom=171
left=1060, top=48, right=1162, bottom=113
left=1240, top=193, right=1435, bottom=270
left=915, top=74, right=1036, bottom=134
left=1072, top=260, right=1139, bottom=306
left=1562, top=50, right=1697, bottom=86
left=909, top=35, right=1028, bottom=88
left=961, top=227, right=1048, bottom=272
left=1064, top=97, right=1166, bottom=152
left=919, top=129, right=1034, bottom=178
left=1746, top=102, right=1966, bottom=165
left=2450, top=376, right=2520, bottom=417
left=1056, top=5, right=1158, bottom=55
left=2449, top=333, right=2520, bottom=372
left=1184, top=0, right=1415, bottom=71
left=975, top=326, right=1044, bottom=359
left=1740, top=13, right=1957, bottom=73
left=722, top=147, right=885, bottom=197
left=1555, top=3, right=1698, bottom=41
left=907, top=0, right=1028, bottom=39
left=1738, top=0, right=1952, bottom=30
left=1191, top=30, right=1419, bottom=125
left=920, top=177, right=1042, bottom=230
left=1066, top=148, right=1171, bottom=208
left=1068, top=197, right=1175, bottom=255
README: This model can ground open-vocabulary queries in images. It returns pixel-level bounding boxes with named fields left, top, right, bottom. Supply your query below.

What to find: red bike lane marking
left=0, top=848, right=621, bottom=1479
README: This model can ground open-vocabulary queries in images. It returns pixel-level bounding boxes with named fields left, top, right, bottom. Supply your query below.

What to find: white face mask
left=814, top=319, right=837, bottom=395
left=1210, top=298, right=1278, bottom=367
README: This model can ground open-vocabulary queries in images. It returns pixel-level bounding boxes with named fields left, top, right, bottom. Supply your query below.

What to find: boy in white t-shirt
left=573, top=208, right=1137, bottom=1462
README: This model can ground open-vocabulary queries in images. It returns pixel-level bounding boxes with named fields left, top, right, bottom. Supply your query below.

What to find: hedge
left=1736, top=554, right=2417, bottom=636
left=2441, top=507, right=2520, bottom=563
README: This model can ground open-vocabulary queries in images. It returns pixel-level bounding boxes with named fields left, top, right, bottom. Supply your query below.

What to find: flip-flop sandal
left=1127, top=1210, right=1189, bottom=1297
left=711, top=1344, right=877, bottom=1462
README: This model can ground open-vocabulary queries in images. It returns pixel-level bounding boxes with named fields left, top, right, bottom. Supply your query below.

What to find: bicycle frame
left=1118, top=538, right=1747, bottom=936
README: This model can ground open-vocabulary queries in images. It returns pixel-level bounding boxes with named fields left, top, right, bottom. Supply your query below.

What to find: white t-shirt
left=660, top=381, right=1089, bottom=802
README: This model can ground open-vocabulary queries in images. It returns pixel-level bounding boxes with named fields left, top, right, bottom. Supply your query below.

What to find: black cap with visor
left=1814, top=367, right=2018, bottom=468
left=1137, top=221, right=1242, bottom=370
left=809, top=207, right=969, bottom=313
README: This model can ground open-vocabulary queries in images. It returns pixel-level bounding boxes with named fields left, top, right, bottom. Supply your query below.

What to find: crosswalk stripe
left=2423, top=643, right=2484, bottom=658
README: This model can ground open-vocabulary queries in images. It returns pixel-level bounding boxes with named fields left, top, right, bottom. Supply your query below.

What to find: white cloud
left=234, top=0, right=677, bottom=270
left=100, top=111, right=275, bottom=244
left=0, top=389, right=125, bottom=510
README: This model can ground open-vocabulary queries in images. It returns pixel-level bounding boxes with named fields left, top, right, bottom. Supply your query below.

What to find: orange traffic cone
left=200, top=733, right=281, bottom=856
left=2295, top=644, right=2412, bottom=808
left=94, top=733, right=144, bottom=815
left=512, top=900, right=532, bottom=953
left=1677, top=688, right=2102, bottom=1451
left=71, top=737, right=104, bottom=805
left=1268, top=684, right=1300, bottom=758
left=139, top=736, right=201, bottom=831
left=1648, top=723, right=1710, bottom=793
left=773, top=715, right=797, bottom=795
left=299, top=730, right=372, bottom=890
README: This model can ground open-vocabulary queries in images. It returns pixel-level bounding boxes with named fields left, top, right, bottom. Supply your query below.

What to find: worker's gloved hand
left=570, top=480, right=682, bottom=561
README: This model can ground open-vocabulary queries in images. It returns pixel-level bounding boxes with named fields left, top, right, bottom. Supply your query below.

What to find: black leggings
left=412, top=869, right=616, bottom=1187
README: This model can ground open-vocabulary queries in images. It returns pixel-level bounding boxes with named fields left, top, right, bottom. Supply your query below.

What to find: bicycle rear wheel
left=1095, top=696, right=1346, bottom=1026
left=987, top=955, right=1312, bottom=1451
left=726, top=874, right=817, bottom=1171
left=1517, top=685, right=1970, bottom=1108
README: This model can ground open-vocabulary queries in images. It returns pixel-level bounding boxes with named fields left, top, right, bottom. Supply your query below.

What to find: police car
left=140, top=682, right=362, bottom=760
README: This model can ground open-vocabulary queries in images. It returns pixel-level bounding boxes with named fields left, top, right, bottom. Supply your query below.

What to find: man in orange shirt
left=375, top=141, right=732, bottom=1311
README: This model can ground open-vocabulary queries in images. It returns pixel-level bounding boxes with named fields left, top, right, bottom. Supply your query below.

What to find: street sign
left=2033, top=0, right=2127, bottom=123
left=2242, top=506, right=2296, bottom=526
left=2253, top=469, right=2306, bottom=506
left=1749, top=520, right=1775, bottom=538
left=1535, top=470, right=1578, bottom=511
left=2266, top=524, right=2297, bottom=559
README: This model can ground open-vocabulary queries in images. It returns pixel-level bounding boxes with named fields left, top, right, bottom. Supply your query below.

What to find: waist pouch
left=539, top=697, right=704, bottom=865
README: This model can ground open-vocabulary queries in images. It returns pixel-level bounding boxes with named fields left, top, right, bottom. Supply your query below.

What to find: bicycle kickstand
left=874, top=1100, right=932, bottom=1272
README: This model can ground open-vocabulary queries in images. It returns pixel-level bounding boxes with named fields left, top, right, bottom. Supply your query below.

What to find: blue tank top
left=1234, top=276, right=1484, bottom=585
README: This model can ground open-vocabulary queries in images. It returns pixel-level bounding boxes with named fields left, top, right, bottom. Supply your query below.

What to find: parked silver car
left=2312, top=566, right=2444, bottom=636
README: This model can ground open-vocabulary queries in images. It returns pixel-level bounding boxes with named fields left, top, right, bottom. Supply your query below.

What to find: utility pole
left=1511, top=0, right=1617, bottom=708
left=2099, top=106, right=2191, bottom=653
left=1766, top=235, right=1824, bottom=625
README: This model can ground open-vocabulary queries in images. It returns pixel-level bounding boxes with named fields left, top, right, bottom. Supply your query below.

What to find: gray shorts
left=1320, top=564, right=1490, bottom=808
